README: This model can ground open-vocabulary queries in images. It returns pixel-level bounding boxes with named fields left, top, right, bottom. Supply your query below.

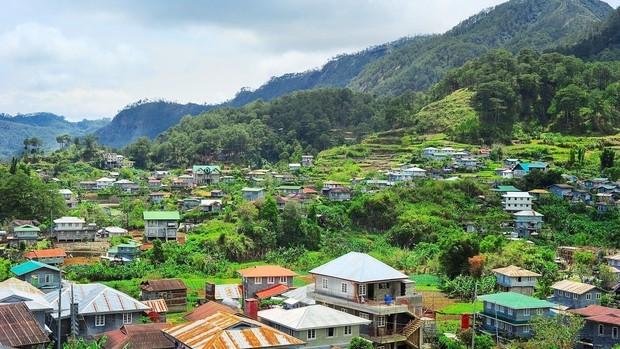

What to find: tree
left=150, top=239, right=165, bottom=265
left=600, top=148, right=616, bottom=170
left=128, top=136, right=151, bottom=169
left=529, top=312, right=585, bottom=349
left=348, top=337, right=374, bottom=349
left=56, top=134, right=72, bottom=150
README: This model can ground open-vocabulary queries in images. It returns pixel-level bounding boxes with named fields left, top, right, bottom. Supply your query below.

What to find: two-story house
left=477, top=292, right=555, bottom=340
left=103, top=241, right=141, bottom=264
left=0, top=302, right=50, bottom=348
left=327, top=187, right=352, bottom=201
left=53, top=216, right=98, bottom=242
left=23, top=248, right=67, bottom=265
left=192, top=165, right=221, bottom=185
left=491, top=265, right=541, bottom=296
left=95, top=177, right=116, bottom=190
left=140, top=279, right=188, bottom=313
left=547, top=184, right=574, bottom=198
left=241, top=187, right=266, bottom=201
left=237, top=265, right=298, bottom=300
left=301, top=155, right=314, bottom=167
left=45, top=283, right=150, bottom=343
left=10, top=260, right=64, bottom=293
left=572, top=305, right=620, bottom=349
left=143, top=211, right=180, bottom=241
left=258, top=304, right=371, bottom=348
left=308, top=252, right=424, bottom=349
left=502, top=192, right=533, bottom=212
left=8, top=224, right=40, bottom=247
left=551, top=280, right=602, bottom=309
left=513, top=210, right=544, bottom=238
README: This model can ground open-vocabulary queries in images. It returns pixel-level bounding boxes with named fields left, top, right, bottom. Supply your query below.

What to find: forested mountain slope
left=560, top=5, right=620, bottom=61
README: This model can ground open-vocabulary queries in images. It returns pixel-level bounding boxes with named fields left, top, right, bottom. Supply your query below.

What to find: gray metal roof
left=258, top=305, right=371, bottom=330
left=281, top=283, right=315, bottom=305
left=308, top=252, right=408, bottom=282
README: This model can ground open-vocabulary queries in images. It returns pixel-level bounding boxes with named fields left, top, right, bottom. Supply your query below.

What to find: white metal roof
left=502, top=192, right=532, bottom=198
left=309, top=252, right=408, bottom=282
left=258, top=305, right=371, bottom=330
left=513, top=210, right=544, bottom=217
left=53, top=216, right=85, bottom=224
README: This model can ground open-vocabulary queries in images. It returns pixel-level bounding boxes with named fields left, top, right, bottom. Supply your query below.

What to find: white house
left=502, top=192, right=533, bottom=212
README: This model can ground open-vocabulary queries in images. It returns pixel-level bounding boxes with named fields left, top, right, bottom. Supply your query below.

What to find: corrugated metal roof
left=492, top=265, right=541, bottom=277
left=258, top=304, right=371, bottom=330
left=143, top=211, right=180, bottom=220
left=572, top=305, right=620, bottom=318
left=214, top=284, right=242, bottom=300
left=309, top=252, right=408, bottom=282
left=94, top=323, right=174, bottom=349
left=0, top=277, right=44, bottom=295
left=0, top=302, right=50, bottom=347
left=184, top=302, right=238, bottom=321
left=255, top=284, right=289, bottom=300
left=513, top=210, right=544, bottom=217
left=144, top=299, right=169, bottom=313
left=237, top=265, right=298, bottom=278
left=551, top=280, right=597, bottom=295
left=10, top=260, right=61, bottom=276
left=477, top=292, right=556, bottom=309
left=0, top=288, right=53, bottom=312
left=164, top=311, right=305, bottom=349
left=281, top=283, right=316, bottom=306
left=140, top=279, right=187, bottom=292
left=23, top=248, right=67, bottom=259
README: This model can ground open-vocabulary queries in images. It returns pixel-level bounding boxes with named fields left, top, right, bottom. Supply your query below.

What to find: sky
left=1, top=0, right=619, bottom=121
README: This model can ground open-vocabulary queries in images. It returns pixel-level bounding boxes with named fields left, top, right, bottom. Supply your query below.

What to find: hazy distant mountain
left=0, top=113, right=109, bottom=159
left=94, top=100, right=215, bottom=148
left=559, top=5, right=620, bottom=60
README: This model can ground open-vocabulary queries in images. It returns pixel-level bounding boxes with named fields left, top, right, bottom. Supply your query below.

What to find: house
left=45, top=283, right=150, bottom=343
left=0, top=282, right=53, bottom=333
left=365, top=179, right=391, bottom=190
left=548, top=184, right=574, bottom=197
left=148, top=178, right=162, bottom=188
left=0, top=302, right=50, bottom=349
left=455, top=157, right=480, bottom=169
left=192, top=165, right=221, bottom=185
left=142, top=299, right=169, bottom=323
left=152, top=170, right=169, bottom=179
left=23, top=248, right=66, bottom=265
left=204, top=282, right=242, bottom=305
left=308, top=252, right=424, bottom=349
left=10, top=261, right=63, bottom=293
left=571, top=189, right=592, bottom=203
left=491, top=185, right=521, bottom=195
left=104, top=152, right=125, bottom=168
left=301, top=155, right=314, bottom=167
left=200, top=199, right=222, bottom=212
left=59, top=189, right=72, bottom=200
left=289, top=163, right=302, bottom=172
left=183, top=301, right=239, bottom=322
left=96, top=177, right=116, bottom=190
left=53, top=216, right=98, bottom=242
left=8, top=224, right=40, bottom=247
left=502, top=192, right=533, bottom=212
left=162, top=311, right=305, bottom=349
left=513, top=210, right=544, bottom=238
left=114, top=179, right=136, bottom=192
left=327, top=187, right=352, bottom=201
left=476, top=292, right=555, bottom=340
left=221, top=175, right=236, bottom=183
left=96, top=226, right=128, bottom=240
left=143, top=211, right=180, bottom=241
left=605, top=254, right=620, bottom=271
left=402, top=166, right=427, bottom=178
left=512, top=162, right=549, bottom=178
left=276, top=185, right=303, bottom=195
left=258, top=304, right=371, bottom=348
left=585, top=178, right=610, bottom=189
left=572, top=305, right=620, bottom=349
left=93, top=323, right=174, bottom=349
left=491, top=265, right=541, bottom=296
left=237, top=265, right=298, bottom=300
left=209, top=189, right=225, bottom=198
left=551, top=280, right=602, bottom=309
left=241, top=187, right=266, bottom=201
left=504, top=158, right=520, bottom=167
left=180, top=197, right=201, bottom=210
left=140, top=279, right=188, bottom=313
left=78, top=180, right=97, bottom=191
left=102, top=241, right=141, bottom=264
left=422, top=147, right=439, bottom=159
left=149, top=192, right=165, bottom=204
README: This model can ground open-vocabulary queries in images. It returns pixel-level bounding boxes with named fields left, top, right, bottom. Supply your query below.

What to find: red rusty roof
left=255, top=284, right=289, bottom=300
left=163, top=311, right=305, bottom=349
left=0, top=302, right=49, bottom=347
left=143, top=299, right=169, bottom=314
left=237, top=265, right=298, bottom=278
left=573, top=305, right=620, bottom=317
left=94, top=323, right=173, bottom=349
left=184, top=301, right=239, bottom=321
left=140, top=279, right=187, bottom=292
left=23, top=248, right=66, bottom=259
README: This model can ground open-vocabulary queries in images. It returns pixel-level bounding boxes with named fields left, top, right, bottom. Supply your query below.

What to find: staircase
left=403, top=318, right=424, bottom=348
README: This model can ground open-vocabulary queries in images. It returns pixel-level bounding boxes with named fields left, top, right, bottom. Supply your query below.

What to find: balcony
left=308, top=290, right=422, bottom=316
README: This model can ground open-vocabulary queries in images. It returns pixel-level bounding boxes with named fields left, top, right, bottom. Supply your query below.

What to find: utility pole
left=471, top=282, right=477, bottom=349
left=57, top=266, right=62, bottom=349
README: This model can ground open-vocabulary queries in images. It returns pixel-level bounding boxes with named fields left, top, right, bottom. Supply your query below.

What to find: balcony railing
left=308, top=291, right=422, bottom=316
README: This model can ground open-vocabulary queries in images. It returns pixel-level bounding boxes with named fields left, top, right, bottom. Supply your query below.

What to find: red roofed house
left=140, top=279, right=188, bottom=313
left=142, top=299, right=169, bottom=322
left=572, top=305, right=620, bottom=349
left=23, top=248, right=67, bottom=265
left=183, top=301, right=239, bottom=321
left=94, top=323, right=174, bottom=349
left=237, top=265, right=298, bottom=300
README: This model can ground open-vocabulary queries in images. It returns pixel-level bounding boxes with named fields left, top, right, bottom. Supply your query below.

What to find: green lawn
left=439, top=301, right=482, bottom=315
left=410, top=274, right=441, bottom=291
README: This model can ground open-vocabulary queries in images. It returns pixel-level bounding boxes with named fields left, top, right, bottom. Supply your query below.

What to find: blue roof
left=11, top=261, right=61, bottom=276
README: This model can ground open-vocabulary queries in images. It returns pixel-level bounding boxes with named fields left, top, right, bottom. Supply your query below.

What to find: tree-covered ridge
left=425, top=49, right=620, bottom=144
left=148, top=88, right=400, bottom=167
left=349, top=0, right=612, bottom=96
left=560, top=5, right=620, bottom=61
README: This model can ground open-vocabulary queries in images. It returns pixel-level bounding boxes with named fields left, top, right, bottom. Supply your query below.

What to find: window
left=377, top=346, right=384, bottom=349
left=267, top=277, right=275, bottom=284
left=613, top=327, right=618, bottom=339
left=524, top=325, right=531, bottom=333
left=358, top=284, right=367, bottom=296
left=536, top=308, right=543, bottom=315
left=523, top=309, right=530, bottom=316
left=596, top=293, right=602, bottom=300
left=322, top=278, right=328, bottom=289
left=359, top=313, right=369, bottom=320
left=499, top=305, right=504, bottom=313
left=487, top=302, right=492, bottom=309
left=486, top=318, right=491, bottom=325
left=341, top=308, right=348, bottom=313
left=378, top=282, right=389, bottom=289
left=508, top=308, right=513, bottom=315
left=279, top=276, right=287, bottom=284
left=95, top=315, right=105, bottom=327
left=558, top=290, right=563, bottom=297
left=573, top=293, right=578, bottom=299
left=327, top=327, right=335, bottom=338
left=517, top=277, right=522, bottom=282
left=599, top=324, right=604, bottom=336
left=44, top=274, right=53, bottom=283
left=255, top=277, right=262, bottom=284
left=586, top=293, right=592, bottom=300
left=123, top=312, right=132, bottom=324
left=307, top=329, right=316, bottom=340
left=377, top=316, right=386, bottom=327
left=341, top=282, right=348, bottom=293
left=344, top=325, right=352, bottom=335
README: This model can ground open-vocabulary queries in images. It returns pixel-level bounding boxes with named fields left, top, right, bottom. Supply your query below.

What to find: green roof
left=477, top=292, right=556, bottom=309
left=143, top=211, right=180, bottom=220
left=11, top=260, right=61, bottom=276
left=241, top=187, right=265, bottom=192
left=276, top=186, right=302, bottom=190
left=192, top=165, right=221, bottom=173
left=491, top=186, right=521, bottom=192
left=14, top=225, right=41, bottom=232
